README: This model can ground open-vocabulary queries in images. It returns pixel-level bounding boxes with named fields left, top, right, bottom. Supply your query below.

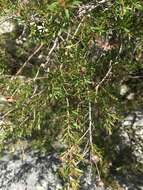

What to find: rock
left=114, top=173, right=143, bottom=190
left=0, top=149, right=63, bottom=190
left=0, top=16, right=16, bottom=35
left=80, top=166, right=105, bottom=190
left=119, top=110, right=143, bottom=165
left=0, top=145, right=142, bottom=190
left=110, top=110, right=143, bottom=190
left=120, top=84, right=130, bottom=96
left=0, top=109, right=142, bottom=190
left=126, top=93, right=135, bottom=100
left=0, top=147, right=107, bottom=190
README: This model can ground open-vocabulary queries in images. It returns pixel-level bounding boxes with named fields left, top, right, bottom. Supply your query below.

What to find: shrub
left=0, top=0, right=143, bottom=189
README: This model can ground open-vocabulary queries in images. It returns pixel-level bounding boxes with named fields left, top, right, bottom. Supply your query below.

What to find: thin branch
left=61, top=128, right=90, bottom=160
left=0, top=75, right=51, bottom=82
left=95, top=61, right=112, bottom=93
left=33, top=67, right=40, bottom=81
left=129, top=76, right=143, bottom=79
left=72, top=17, right=85, bottom=39
left=19, top=116, right=30, bottom=127
left=88, top=101, right=93, bottom=152
left=88, top=92, right=101, bottom=179
left=0, top=15, right=16, bottom=25
left=1, top=108, right=15, bottom=119
left=77, top=0, right=109, bottom=18
left=66, top=97, right=70, bottom=137
left=16, top=43, right=44, bottom=75
left=43, top=37, right=59, bottom=67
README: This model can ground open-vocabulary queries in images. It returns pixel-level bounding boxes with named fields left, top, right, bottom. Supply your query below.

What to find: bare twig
left=66, top=97, right=70, bottom=136
left=61, top=127, right=90, bottom=160
left=88, top=100, right=93, bottom=152
left=33, top=67, right=40, bottom=81
left=27, top=89, right=45, bottom=102
left=77, top=0, right=109, bottom=18
left=0, top=15, right=16, bottom=25
left=95, top=61, right=112, bottom=93
left=129, top=76, right=143, bottom=79
left=0, top=75, right=51, bottom=82
left=1, top=108, right=15, bottom=119
left=88, top=92, right=101, bottom=179
left=43, top=37, right=59, bottom=67
left=19, top=116, right=30, bottom=127
left=72, top=17, right=85, bottom=39
left=16, top=43, right=44, bottom=75
left=87, top=91, right=94, bottom=178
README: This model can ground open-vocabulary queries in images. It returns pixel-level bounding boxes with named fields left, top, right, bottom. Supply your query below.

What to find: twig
left=44, top=37, right=59, bottom=67
left=66, top=27, right=71, bottom=41
left=72, top=17, right=85, bottom=39
left=33, top=67, right=40, bottom=81
left=61, top=127, right=90, bottom=160
left=129, top=76, right=143, bottom=79
left=16, top=43, right=44, bottom=75
left=66, top=97, right=70, bottom=136
left=27, top=89, right=45, bottom=102
left=0, top=15, right=16, bottom=25
left=87, top=91, right=93, bottom=174
left=1, top=108, right=15, bottom=119
left=88, top=92, right=101, bottom=179
left=95, top=61, right=112, bottom=93
left=19, top=116, right=30, bottom=127
left=77, top=0, right=109, bottom=18
left=88, top=100, right=93, bottom=154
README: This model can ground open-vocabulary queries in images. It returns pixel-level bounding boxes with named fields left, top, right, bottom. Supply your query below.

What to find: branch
left=95, top=61, right=112, bottom=93
left=0, top=15, right=16, bottom=26
left=16, top=43, right=44, bottom=75
left=42, top=37, right=59, bottom=68
left=77, top=0, right=109, bottom=18
left=88, top=101, right=93, bottom=151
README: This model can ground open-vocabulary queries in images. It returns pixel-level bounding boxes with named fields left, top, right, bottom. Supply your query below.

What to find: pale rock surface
left=119, top=111, right=143, bottom=164
left=0, top=16, right=16, bottom=35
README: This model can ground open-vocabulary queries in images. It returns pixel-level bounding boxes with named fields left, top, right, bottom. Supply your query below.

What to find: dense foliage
left=0, top=0, right=143, bottom=189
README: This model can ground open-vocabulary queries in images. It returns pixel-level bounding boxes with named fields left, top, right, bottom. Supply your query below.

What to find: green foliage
left=0, top=0, right=143, bottom=189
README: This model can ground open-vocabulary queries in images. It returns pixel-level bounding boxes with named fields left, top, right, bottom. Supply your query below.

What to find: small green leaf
left=73, top=123, right=80, bottom=129
left=47, top=2, right=59, bottom=11
left=65, top=9, right=70, bottom=20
